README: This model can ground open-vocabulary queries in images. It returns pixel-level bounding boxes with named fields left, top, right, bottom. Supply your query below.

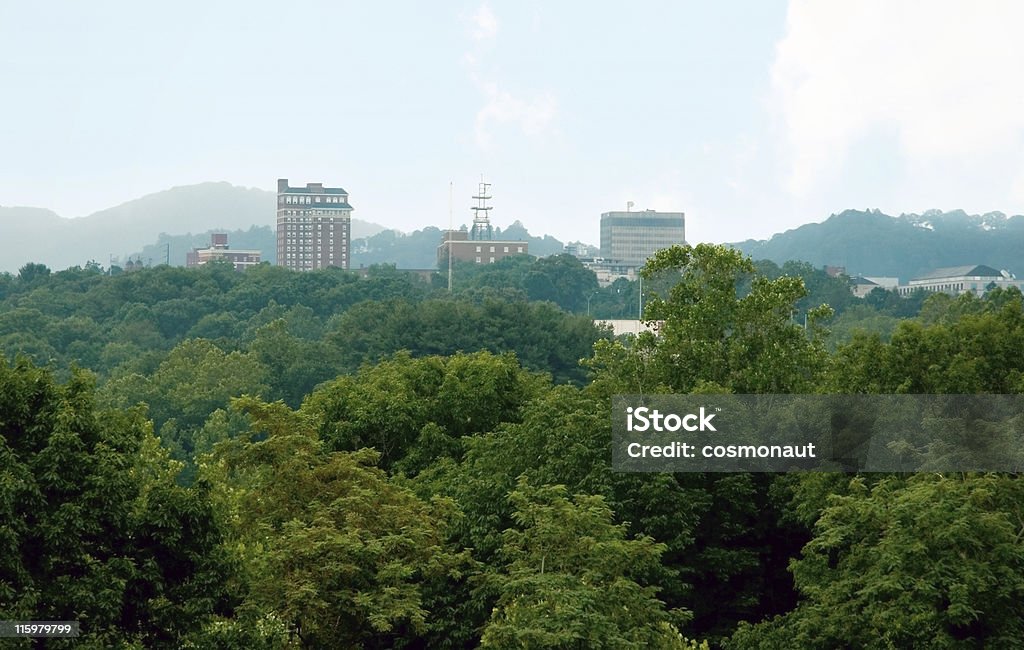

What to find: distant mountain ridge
left=0, top=182, right=387, bottom=273
left=732, top=209, right=1024, bottom=282
left=11, top=186, right=1016, bottom=280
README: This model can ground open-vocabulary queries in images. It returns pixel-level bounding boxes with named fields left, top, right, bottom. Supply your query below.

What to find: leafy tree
left=828, top=289, right=1024, bottom=394
left=826, top=304, right=901, bottom=347
left=248, top=318, right=340, bottom=408
left=521, top=254, right=600, bottom=312
left=17, top=262, right=51, bottom=284
left=479, top=481, right=691, bottom=649
left=587, top=243, right=831, bottom=395
left=326, top=296, right=603, bottom=385
left=731, top=475, right=1024, bottom=648
left=101, top=339, right=269, bottom=479
left=103, top=338, right=269, bottom=433
left=583, top=245, right=826, bottom=640
left=305, top=351, right=542, bottom=473
left=207, top=397, right=468, bottom=649
left=0, top=358, right=234, bottom=648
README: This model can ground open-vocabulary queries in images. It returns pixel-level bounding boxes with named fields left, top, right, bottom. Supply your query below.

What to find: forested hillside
left=2, top=245, right=1023, bottom=647
left=733, top=209, right=1024, bottom=281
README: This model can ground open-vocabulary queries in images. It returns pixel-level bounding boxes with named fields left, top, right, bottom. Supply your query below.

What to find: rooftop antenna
left=627, top=201, right=634, bottom=212
left=470, top=175, right=493, bottom=241
left=447, top=181, right=454, bottom=292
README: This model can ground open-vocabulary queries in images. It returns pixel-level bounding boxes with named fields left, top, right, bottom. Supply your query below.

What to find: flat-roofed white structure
left=898, top=265, right=1024, bottom=296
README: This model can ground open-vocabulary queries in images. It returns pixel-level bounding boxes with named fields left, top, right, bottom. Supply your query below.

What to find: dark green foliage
left=4, top=239, right=1024, bottom=648
left=731, top=475, right=1024, bottom=648
left=17, top=262, right=51, bottom=284
left=326, top=295, right=605, bottom=385
left=0, top=358, right=233, bottom=647
left=305, top=351, right=543, bottom=473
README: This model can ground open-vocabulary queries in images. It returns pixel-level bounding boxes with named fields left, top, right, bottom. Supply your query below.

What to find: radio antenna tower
left=470, top=176, right=493, bottom=241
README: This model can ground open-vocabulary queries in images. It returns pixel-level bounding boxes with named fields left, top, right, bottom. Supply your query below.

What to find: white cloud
left=469, top=3, right=498, bottom=42
left=771, top=1, right=1024, bottom=197
left=462, top=3, right=558, bottom=149
left=473, top=82, right=557, bottom=149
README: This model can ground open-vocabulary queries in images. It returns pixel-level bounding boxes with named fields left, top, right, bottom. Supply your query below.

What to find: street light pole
left=587, top=291, right=599, bottom=317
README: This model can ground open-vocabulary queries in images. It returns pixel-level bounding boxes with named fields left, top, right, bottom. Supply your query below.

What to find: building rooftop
left=911, top=265, right=1003, bottom=282
left=277, top=178, right=349, bottom=195
left=279, top=187, right=349, bottom=196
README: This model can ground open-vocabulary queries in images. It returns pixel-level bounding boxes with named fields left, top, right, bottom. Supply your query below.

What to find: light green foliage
left=208, top=397, right=468, bottom=649
left=588, top=243, right=830, bottom=395
left=101, top=338, right=269, bottom=452
left=480, top=481, right=689, bottom=649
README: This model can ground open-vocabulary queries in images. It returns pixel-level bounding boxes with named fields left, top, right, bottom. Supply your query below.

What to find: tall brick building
left=276, top=179, right=352, bottom=270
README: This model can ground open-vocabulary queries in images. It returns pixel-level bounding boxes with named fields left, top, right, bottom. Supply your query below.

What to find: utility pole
left=447, top=181, right=454, bottom=292
left=638, top=273, right=643, bottom=320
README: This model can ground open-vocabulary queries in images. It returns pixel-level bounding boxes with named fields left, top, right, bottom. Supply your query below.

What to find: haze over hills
left=732, top=209, right=1024, bottom=282
left=0, top=183, right=387, bottom=273
left=6, top=183, right=1024, bottom=282
left=350, top=221, right=568, bottom=269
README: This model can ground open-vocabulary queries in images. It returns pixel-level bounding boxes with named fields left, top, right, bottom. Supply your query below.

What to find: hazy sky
left=3, top=1, right=1023, bottom=245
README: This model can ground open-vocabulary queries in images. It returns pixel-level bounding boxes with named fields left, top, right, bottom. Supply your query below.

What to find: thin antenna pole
left=447, top=181, right=453, bottom=292
left=638, top=273, right=643, bottom=320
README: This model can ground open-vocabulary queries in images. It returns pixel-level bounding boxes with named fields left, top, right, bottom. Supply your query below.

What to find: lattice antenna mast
left=470, top=178, right=493, bottom=241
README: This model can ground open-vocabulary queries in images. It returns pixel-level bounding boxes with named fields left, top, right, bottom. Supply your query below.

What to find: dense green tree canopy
left=0, top=358, right=233, bottom=648
left=3, top=244, right=1024, bottom=648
